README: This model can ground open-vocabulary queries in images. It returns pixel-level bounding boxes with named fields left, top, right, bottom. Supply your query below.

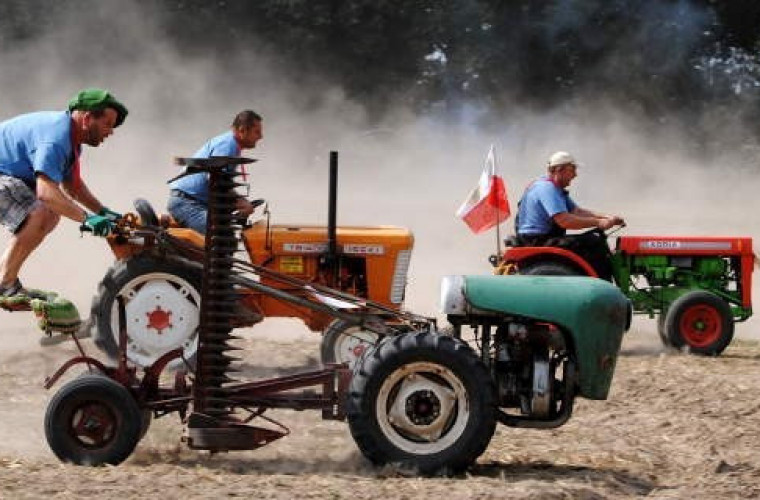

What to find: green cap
left=67, top=88, right=128, bottom=127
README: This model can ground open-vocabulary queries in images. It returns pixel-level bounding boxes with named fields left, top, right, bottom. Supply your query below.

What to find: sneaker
left=0, top=279, right=23, bottom=298
left=0, top=279, right=48, bottom=300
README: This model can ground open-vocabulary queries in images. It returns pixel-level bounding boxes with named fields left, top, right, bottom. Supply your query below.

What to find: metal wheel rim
left=333, top=327, right=380, bottom=370
left=110, top=272, right=200, bottom=367
left=376, top=361, right=470, bottom=455
left=680, top=304, right=722, bottom=348
left=68, top=401, right=117, bottom=449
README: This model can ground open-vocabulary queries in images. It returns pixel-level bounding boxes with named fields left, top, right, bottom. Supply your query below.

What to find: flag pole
left=492, top=145, right=502, bottom=264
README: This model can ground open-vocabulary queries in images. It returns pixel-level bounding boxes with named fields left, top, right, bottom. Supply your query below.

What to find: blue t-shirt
left=0, top=111, right=77, bottom=187
left=516, top=176, right=577, bottom=235
left=168, top=131, right=240, bottom=204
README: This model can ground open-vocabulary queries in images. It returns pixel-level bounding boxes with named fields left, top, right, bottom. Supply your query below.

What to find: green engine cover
left=462, top=275, right=630, bottom=400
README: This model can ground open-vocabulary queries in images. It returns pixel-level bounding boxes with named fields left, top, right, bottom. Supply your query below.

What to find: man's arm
left=554, top=208, right=624, bottom=231
left=62, top=177, right=103, bottom=214
left=36, top=174, right=88, bottom=222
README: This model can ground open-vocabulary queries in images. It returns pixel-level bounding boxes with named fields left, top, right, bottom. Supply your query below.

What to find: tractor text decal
left=283, top=243, right=328, bottom=253
left=343, top=244, right=385, bottom=255
left=640, top=241, right=733, bottom=251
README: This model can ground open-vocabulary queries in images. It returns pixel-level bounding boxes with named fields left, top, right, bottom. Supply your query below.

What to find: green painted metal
left=0, top=290, right=81, bottom=334
left=462, top=275, right=629, bottom=400
left=610, top=252, right=747, bottom=320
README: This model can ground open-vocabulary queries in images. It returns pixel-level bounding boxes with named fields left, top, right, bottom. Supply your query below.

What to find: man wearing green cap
left=0, top=88, right=128, bottom=297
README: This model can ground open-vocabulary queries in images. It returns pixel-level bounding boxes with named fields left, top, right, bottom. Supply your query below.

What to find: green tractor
left=498, top=229, right=754, bottom=355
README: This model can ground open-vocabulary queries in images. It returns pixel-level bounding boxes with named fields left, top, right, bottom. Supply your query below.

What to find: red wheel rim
left=69, top=402, right=117, bottom=448
left=679, top=305, right=722, bottom=348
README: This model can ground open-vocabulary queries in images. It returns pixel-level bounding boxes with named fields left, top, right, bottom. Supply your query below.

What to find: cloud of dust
left=0, top=0, right=758, bottom=344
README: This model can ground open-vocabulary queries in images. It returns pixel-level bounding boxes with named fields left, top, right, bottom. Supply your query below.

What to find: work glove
left=82, top=214, right=114, bottom=237
left=98, top=206, right=122, bottom=222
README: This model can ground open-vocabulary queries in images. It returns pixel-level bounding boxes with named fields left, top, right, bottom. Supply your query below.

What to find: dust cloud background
left=0, top=2, right=758, bottom=340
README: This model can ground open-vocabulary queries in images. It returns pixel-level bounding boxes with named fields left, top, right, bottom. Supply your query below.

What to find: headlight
left=440, top=275, right=467, bottom=315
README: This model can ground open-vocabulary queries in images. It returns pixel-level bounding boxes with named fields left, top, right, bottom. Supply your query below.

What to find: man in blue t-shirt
left=0, top=88, right=128, bottom=297
left=515, top=151, right=624, bottom=280
left=167, top=110, right=263, bottom=234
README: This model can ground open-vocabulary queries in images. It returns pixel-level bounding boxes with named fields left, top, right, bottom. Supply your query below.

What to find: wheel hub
left=73, top=404, right=115, bottom=446
left=146, top=306, right=173, bottom=334
left=385, top=370, right=458, bottom=442
left=113, top=276, right=200, bottom=367
left=680, top=305, right=721, bottom=347
left=405, top=389, right=441, bottom=426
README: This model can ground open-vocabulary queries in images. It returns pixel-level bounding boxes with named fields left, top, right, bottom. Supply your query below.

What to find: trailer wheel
left=520, top=262, right=579, bottom=276
left=347, top=331, right=496, bottom=475
left=664, top=291, right=734, bottom=356
left=45, top=374, right=143, bottom=465
left=321, top=320, right=382, bottom=370
left=90, top=256, right=202, bottom=369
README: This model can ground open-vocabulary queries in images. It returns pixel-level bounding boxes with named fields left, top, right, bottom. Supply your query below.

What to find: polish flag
left=456, top=146, right=510, bottom=234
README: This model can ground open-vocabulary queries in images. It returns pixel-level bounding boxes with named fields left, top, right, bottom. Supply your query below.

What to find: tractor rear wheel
left=663, top=291, right=734, bottom=356
left=347, top=331, right=496, bottom=475
left=90, top=255, right=202, bottom=369
left=520, top=261, right=579, bottom=276
left=321, top=319, right=382, bottom=370
left=45, top=374, right=143, bottom=465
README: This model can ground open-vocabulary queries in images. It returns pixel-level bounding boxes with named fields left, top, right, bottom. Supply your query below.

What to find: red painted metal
left=43, top=356, right=109, bottom=390
left=503, top=246, right=599, bottom=277
left=679, top=304, right=722, bottom=348
left=146, top=306, right=172, bottom=334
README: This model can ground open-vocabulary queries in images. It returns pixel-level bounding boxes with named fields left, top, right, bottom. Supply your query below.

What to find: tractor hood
left=441, top=275, right=631, bottom=400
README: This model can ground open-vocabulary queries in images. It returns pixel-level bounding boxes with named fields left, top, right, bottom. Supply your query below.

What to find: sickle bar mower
left=43, top=156, right=433, bottom=462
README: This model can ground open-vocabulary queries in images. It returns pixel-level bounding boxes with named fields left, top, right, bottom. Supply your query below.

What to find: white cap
left=547, top=151, right=576, bottom=168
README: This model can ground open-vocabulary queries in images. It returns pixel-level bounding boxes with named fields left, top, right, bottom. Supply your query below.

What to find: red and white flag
left=456, top=145, right=510, bottom=234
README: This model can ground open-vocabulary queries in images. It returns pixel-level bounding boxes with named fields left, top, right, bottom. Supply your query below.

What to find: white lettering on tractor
left=640, top=241, right=732, bottom=251
left=283, top=243, right=328, bottom=253
left=343, top=244, right=385, bottom=255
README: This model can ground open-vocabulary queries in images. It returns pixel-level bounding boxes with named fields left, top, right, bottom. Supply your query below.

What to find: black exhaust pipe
left=326, top=151, right=339, bottom=284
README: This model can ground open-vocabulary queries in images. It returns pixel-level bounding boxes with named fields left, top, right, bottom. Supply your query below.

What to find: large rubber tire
left=91, top=255, right=202, bottom=369
left=321, top=319, right=382, bottom=370
left=520, top=261, right=579, bottom=276
left=45, top=374, right=143, bottom=465
left=657, top=313, right=672, bottom=347
left=347, top=331, right=496, bottom=476
left=663, top=291, right=734, bottom=356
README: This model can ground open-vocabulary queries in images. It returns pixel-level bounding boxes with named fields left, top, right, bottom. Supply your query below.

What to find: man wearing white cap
left=515, top=151, right=624, bottom=280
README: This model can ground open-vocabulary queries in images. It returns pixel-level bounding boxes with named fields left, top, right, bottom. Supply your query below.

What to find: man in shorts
left=0, top=88, right=128, bottom=297
left=167, top=110, right=263, bottom=234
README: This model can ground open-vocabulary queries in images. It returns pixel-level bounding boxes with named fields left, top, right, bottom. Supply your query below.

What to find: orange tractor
left=88, top=153, right=413, bottom=368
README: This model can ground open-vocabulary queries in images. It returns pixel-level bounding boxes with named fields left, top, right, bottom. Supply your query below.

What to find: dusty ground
left=0, top=320, right=759, bottom=499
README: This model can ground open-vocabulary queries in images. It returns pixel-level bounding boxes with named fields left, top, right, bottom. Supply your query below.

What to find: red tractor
left=496, top=228, right=754, bottom=355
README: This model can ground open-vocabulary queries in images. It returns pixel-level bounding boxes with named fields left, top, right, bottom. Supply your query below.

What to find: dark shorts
left=0, top=175, right=38, bottom=233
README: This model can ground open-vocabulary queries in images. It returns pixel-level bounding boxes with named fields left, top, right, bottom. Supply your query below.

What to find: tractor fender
left=503, top=246, right=599, bottom=277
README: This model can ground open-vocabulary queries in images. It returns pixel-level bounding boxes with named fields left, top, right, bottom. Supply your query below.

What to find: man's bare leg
left=0, top=204, right=60, bottom=287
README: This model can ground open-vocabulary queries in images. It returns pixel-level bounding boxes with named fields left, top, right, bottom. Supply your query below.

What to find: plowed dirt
left=1, top=323, right=758, bottom=499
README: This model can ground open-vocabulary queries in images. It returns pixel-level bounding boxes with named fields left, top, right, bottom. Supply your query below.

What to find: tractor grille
left=390, top=249, right=412, bottom=304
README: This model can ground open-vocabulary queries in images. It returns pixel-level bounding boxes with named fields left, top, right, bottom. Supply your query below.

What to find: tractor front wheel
left=520, top=261, right=579, bottom=276
left=663, top=291, right=734, bottom=356
left=321, top=319, right=382, bottom=370
left=347, top=331, right=496, bottom=475
left=45, top=374, right=143, bottom=465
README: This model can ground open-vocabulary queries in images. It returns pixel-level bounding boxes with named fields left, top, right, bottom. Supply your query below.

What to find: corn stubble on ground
left=0, top=326, right=759, bottom=498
